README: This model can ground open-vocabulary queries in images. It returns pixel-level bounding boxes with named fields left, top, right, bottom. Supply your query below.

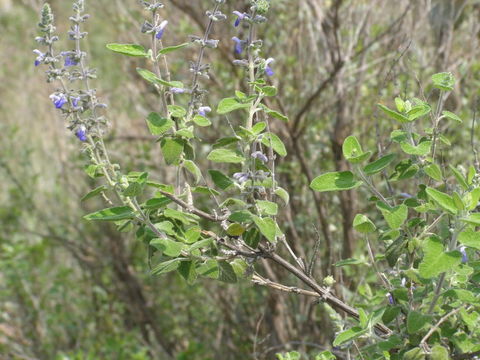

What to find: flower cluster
left=34, top=1, right=107, bottom=142
left=231, top=1, right=274, bottom=77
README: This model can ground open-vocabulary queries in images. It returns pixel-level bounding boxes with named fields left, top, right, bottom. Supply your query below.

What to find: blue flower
left=75, top=126, right=87, bottom=142
left=232, top=37, right=244, bottom=54
left=71, top=96, right=81, bottom=108
left=265, top=58, right=275, bottom=76
left=170, top=87, right=186, bottom=94
left=49, top=93, right=68, bottom=109
left=232, top=11, right=248, bottom=27
left=198, top=106, right=211, bottom=117
left=233, top=172, right=249, bottom=184
left=61, top=52, right=79, bottom=67
left=155, top=20, right=168, bottom=39
left=33, top=49, right=45, bottom=66
left=460, top=246, right=468, bottom=263
left=386, top=292, right=395, bottom=305
left=251, top=151, right=268, bottom=163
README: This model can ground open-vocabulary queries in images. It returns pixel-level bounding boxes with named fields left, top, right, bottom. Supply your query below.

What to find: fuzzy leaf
left=106, top=43, right=148, bottom=57
left=418, top=236, right=462, bottom=278
left=310, top=171, right=363, bottom=192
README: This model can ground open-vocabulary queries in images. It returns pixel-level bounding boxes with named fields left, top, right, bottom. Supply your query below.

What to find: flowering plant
left=35, top=0, right=480, bottom=358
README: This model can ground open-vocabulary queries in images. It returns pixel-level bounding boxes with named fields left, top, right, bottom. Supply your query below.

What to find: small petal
left=265, top=58, right=275, bottom=76
left=198, top=106, right=211, bottom=117
left=49, top=93, right=68, bottom=109
left=156, top=20, right=168, bottom=39
left=232, top=11, right=247, bottom=27
left=233, top=172, right=249, bottom=184
left=251, top=151, right=268, bottom=163
left=386, top=292, right=395, bottom=305
left=460, top=246, right=468, bottom=263
left=170, top=87, right=186, bottom=94
left=75, top=125, right=87, bottom=142
left=232, top=37, right=244, bottom=54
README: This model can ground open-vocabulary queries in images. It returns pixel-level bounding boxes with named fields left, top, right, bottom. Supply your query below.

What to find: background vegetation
left=1, top=0, right=479, bottom=359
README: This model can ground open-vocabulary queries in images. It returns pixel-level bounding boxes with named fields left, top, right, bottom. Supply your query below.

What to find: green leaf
left=146, top=112, right=175, bottom=135
left=432, top=72, right=455, bottom=91
left=426, top=187, right=458, bottom=214
left=403, top=347, right=425, bottom=360
left=84, top=206, right=135, bottom=221
left=376, top=203, right=408, bottom=229
left=335, top=258, right=366, bottom=267
left=407, top=103, right=431, bottom=121
left=217, top=97, right=250, bottom=114
left=332, top=326, right=366, bottom=346
left=178, top=261, right=197, bottom=284
left=144, top=197, right=171, bottom=210
left=252, top=122, right=266, bottom=134
left=183, top=160, right=201, bottom=184
left=310, top=171, right=363, bottom=192
left=378, top=104, right=410, bottom=123
left=274, top=187, right=290, bottom=205
left=136, top=68, right=183, bottom=88
left=353, top=214, right=376, bottom=233
left=424, top=164, right=442, bottom=182
left=228, top=210, right=253, bottom=223
left=252, top=215, right=277, bottom=243
left=261, top=105, right=289, bottom=122
left=158, top=42, right=189, bottom=55
left=207, top=149, right=245, bottom=163
left=81, top=185, right=107, bottom=202
left=261, top=132, right=287, bottom=157
left=458, top=230, right=480, bottom=250
left=208, top=170, right=233, bottom=190
left=418, top=236, right=462, bottom=278
left=192, top=115, right=211, bottom=127
left=106, top=43, right=148, bottom=57
left=363, top=154, right=396, bottom=175
left=161, top=138, right=184, bottom=165
left=449, top=165, right=468, bottom=190
left=256, top=200, right=278, bottom=216
left=342, top=135, right=371, bottom=163
left=400, top=140, right=432, bottom=156
left=151, top=258, right=182, bottom=275
left=163, top=208, right=199, bottom=225
left=430, top=345, right=450, bottom=360
left=218, top=261, right=238, bottom=283
left=150, top=238, right=185, bottom=257
left=407, top=311, right=431, bottom=334
left=226, top=223, right=245, bottom=236
left=442, top=110, right=462, bottom=123
left=260, top=86, right=277, bottom=96
left=168, top=105, right=186, bottom=118
left=460, top=213, right=480, bottom=226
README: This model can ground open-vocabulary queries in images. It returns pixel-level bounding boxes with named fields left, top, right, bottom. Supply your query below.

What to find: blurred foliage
left=0, top=0, right=480, bottom=359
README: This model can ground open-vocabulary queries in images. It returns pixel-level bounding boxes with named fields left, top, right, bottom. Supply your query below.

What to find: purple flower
left=75, top=125, right=87, bottom=142
left=71, top=96, right=81, bottom=108
left=232, top=37, right=244, bottom=54
left=265, top=58, right=275, bottom=76
left=399, top=192, right=413, bottom=199
left=170, top=87, right=186, bottom=94
left=233, top=11, right=248, bottom=27
left=155, top=20, right=168, bottom=39
left=33, top=49, right=45, bottom=66
left=198, top=106, right=211, bottom=117
left=460, top=246, right=468, bottom=263
left=386, top=292, right=395, bottom=305
left=61, top=52, right=79, bottom=67
left=251, top=151, right=268, bottom=163
left=233, top=172, right=249, bottom=184
left=49, top=93, right=68, bottom=109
